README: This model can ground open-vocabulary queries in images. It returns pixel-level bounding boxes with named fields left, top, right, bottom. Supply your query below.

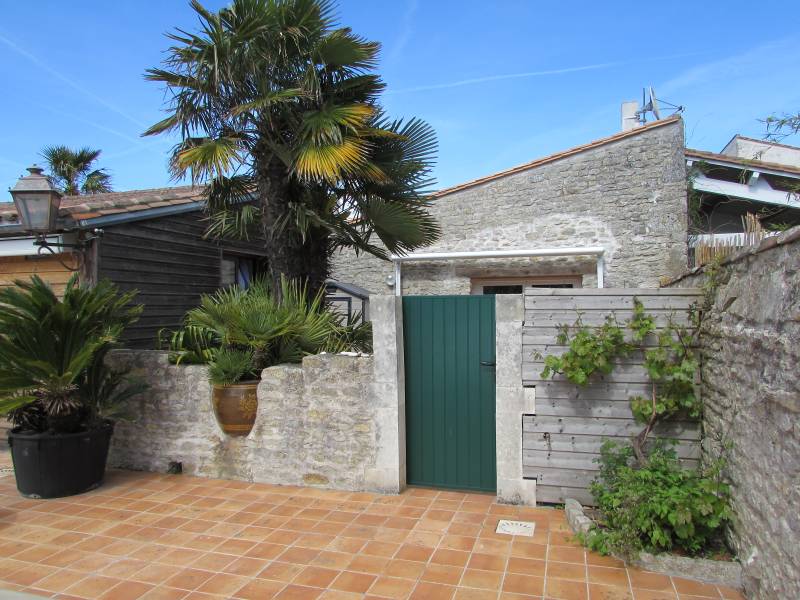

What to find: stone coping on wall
left=662, top=224, right=800, bottom=287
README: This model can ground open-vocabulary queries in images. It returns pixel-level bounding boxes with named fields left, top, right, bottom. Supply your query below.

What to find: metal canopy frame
left=389, top=247, right=606, bottom=296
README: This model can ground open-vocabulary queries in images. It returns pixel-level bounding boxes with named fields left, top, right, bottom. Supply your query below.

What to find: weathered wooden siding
left=0, top=254, right=77, bottom=297
left=97, top=211, right=266, bottom=348
left=521, top=288, right=703, bottom=505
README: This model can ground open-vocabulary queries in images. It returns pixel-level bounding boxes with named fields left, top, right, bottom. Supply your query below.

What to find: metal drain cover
left=495, top=519, right=535, bottom=536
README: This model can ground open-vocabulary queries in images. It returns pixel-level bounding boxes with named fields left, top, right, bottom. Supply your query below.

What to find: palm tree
left=143, top=0, right=440, bottom=297
left=40, top=146, right=113, bottom=196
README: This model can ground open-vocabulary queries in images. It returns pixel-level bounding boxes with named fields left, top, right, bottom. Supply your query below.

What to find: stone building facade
left=332, top=117, right=688, bottom=295
left=666, top=226, right=800, bottom=600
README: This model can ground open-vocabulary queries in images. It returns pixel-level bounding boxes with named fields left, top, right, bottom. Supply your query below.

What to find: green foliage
left=164, top=277, right=373, bottom=385
left=208, top=348, right=256, bottom=386
left=80, top=346, right=149, bottom=422
left=144, top=0, right=440, bottom=271
left=0, top=276, right=143, bottom=432
left=541, top=316, right=630, bottom=386
left=40, top=145, right=112, bottom=195
left=540, top=299, right=654, bottom=386
left=587, top=441, right=731, bottom=559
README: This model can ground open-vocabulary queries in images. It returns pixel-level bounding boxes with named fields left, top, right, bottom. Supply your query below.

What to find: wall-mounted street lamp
left=9, top=165, right=61, bottom=234
left=9, top=165, right=101, bottom=269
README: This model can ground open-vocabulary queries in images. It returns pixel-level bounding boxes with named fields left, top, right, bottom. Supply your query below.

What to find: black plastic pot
left=7, top=421, right=114, bottom=499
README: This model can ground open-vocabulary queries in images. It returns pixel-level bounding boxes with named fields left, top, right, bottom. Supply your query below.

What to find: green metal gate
left=402, top=295, right=496, bottom=492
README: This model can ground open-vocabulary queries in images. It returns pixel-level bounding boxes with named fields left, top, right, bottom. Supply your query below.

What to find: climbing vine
left=539, top=298, right=700, bottom=462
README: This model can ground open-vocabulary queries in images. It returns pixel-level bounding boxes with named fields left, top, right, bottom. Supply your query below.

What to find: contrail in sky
left=388, top=51, right=707, bottom=95
left=0, top=31, right=148, bottom=129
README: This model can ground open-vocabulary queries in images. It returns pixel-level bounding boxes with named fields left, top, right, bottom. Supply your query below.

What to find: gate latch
left=480, top=360, right=496, bottom=367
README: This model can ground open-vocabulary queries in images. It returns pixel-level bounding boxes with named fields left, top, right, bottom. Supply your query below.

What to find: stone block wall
left=109, top=296, right=406, bottom=494
left=666, top=226, right=800, bottom=600
left=332, top=118, right=688, bottom=294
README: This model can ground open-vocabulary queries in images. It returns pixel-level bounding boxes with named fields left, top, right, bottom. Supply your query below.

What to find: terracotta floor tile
left=233, top=577, right=286, bottom=599
left=405, top=530, right=444, bottom=547
left=511, top=541, right=547, bottom=560
left=247, top=542, right=288, bottom=560
left=327, top=537, right=366, bottom=554
left=453, top=588, right=498, bottom=600
left=164, top=568, right=216, bottom=591
left=319, top=591, right=362, bottom=600
left=65, top=574, right=124, bottom=597
left=29, top=568, right=87, bottom=593
left=258, top=561, right=305, bottom=582
left=632, top=590, right=677, bottom=600
left=347, top=554, right=390, bottom=574
left=160, top=548, right=205, bottom=566
left=587, top=553, right=626, bottom=568
left=383, top=559, right=427, bottom=580
left=368, top=576, right=416, bottom=598
left=99, top=580, right=155, bottom=600
left=548, top=545, right=586, bottom=564
left=460, top=568, right=503, bottom=590
left=502, top=573, right=545, bottom=596
left=190, top=551, right=237, bottom=572
left=431, top=549, right=470, bottom=568
left=312, top=551, right=355, bottom=570
left=196, top=572, right=251, bottom=595
left=11, top=544, right=60, bottom=562
left=671, top=578, right=720, bottom=598
left=587, top=566, right=630, bottom=588
left=545, top=577, right=589, bottom=600
left=131, top=562, right=181, bottom=585
left=139, top=586, right=190, bottom=600
left=293, top=566, right=340, bottom=588
left=467, top=552, right=507, bottom=572
left=507, top=556, right=546, bottom=576
left=409, top=581, right=455, bottom=600
left=717, top=586, right=745, bottom=600
left=421, top=564, right=464, bottom=585
left=628, top=570, right=673, bottom=592
left=99, top=557, right=149, bottom=578
left=279, top=547, right=321, bottom=565
left=547, top=560, right=587, bottom=581
left=362, top=541, right=400, bottom=558
left=396, top=543, right=433, bottom=562
left=274, top=585, right=324, bottom=600
left=440, top=535, right=476, bottom=552
left=225, top=556, right=272, bottom=577
left=2, top=563, right=56, bottom=587
left=331, top=571, right=377, bottom=593
left=474, top=537, right=511, bottom=554
left=589, top=582, right=633, bottom=599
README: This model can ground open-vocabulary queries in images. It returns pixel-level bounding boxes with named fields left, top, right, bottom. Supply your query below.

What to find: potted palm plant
left=0, top=275, right=145, bottom=498
left=166, top=277, right=371, bottom=437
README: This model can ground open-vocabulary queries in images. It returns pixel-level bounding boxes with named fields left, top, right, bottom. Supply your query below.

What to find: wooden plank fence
left=521, top=288, right=704, bottom=505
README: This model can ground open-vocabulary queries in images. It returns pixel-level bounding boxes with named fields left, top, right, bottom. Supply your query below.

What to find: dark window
left=221, top=255, right=256, bottom=288
left=481, top=283, right=574, bottom=295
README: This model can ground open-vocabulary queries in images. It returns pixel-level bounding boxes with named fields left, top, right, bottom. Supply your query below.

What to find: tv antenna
left=636, top=86, right=684, bottom=125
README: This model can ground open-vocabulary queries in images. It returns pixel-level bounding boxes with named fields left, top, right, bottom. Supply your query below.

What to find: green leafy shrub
left=163, top=277, right=373, bottom=385
left=0, top=275, right=145, bottom=433
left=587, top=441, right=731, bottom=559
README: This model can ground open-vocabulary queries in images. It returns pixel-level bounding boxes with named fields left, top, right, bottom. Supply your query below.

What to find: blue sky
left=1, top=0, right=799, bottom=200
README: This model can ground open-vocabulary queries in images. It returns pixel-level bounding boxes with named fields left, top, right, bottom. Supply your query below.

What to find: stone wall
left=108, top=297, right=406, bottom=494
left=666, top=226, right=800, bottom=600
left=332, top=118, right=688, bottom=294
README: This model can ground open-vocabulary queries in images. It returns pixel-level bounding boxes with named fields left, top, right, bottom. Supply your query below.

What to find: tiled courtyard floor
left=0, top=464, right=743, bottom=600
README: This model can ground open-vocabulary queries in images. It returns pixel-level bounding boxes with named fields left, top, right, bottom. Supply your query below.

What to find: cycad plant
left=0, top=276, right=143, bottom=433
left=166, top=277, right=371, bottom=385
left=144, top=0, right=440, bottom=298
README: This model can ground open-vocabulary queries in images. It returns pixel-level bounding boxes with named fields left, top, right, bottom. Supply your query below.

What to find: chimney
left=621, top=101, right=640, bottom=132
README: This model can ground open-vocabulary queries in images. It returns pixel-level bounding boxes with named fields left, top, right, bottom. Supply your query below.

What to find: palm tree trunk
left=257, top=159, right=330, bottom=301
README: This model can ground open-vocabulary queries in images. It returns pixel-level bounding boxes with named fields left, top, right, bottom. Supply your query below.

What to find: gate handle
left=480, top=360, right=496, bottom=367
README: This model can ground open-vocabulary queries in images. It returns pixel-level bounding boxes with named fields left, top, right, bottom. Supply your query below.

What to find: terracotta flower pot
left=211, top=381, right=259, bottom=437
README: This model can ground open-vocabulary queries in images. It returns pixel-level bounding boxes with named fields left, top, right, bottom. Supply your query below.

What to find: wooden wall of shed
left=521, top=288, right=704, bottom=505
left=0, top=254, right=78, bottom=297
left=96, top=211, right=266, bottom=349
